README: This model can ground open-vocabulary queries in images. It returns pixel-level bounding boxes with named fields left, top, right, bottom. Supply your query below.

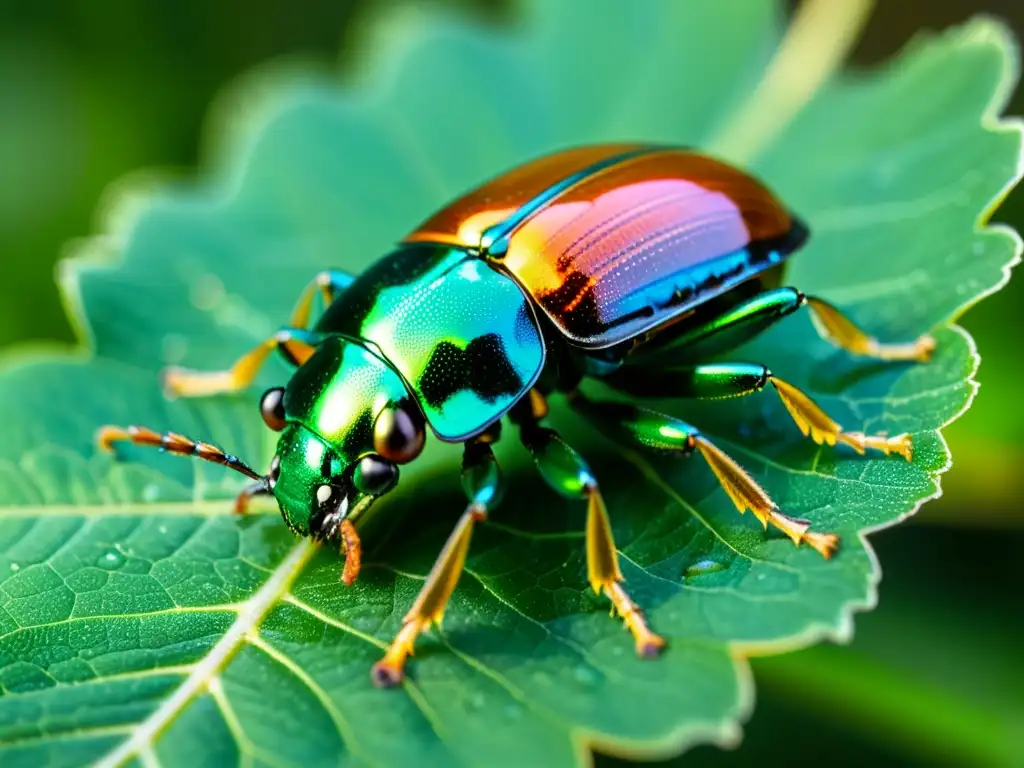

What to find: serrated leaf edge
left=0, top=7, right=1017, bottom=768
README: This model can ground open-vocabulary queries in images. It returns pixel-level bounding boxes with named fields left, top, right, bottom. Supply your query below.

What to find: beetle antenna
left=97, top=424, right=266, bottom=483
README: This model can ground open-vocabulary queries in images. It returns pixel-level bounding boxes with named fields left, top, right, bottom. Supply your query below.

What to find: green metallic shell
left=276, top=337, right=414, bottom=535
left=270, top=423, right=339, bottom=536
left=284, top=336, right=411, bottom=454
left=316, top=242, right=546, bottom=442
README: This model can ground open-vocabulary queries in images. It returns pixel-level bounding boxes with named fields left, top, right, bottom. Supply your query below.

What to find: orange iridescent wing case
left=405, top=146, right=805, bottom=348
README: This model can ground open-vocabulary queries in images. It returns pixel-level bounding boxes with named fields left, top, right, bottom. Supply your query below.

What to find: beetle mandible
left=99, top=144, right=933, bottom=685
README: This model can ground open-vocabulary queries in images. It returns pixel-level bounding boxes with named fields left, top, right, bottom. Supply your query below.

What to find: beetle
left=99, top=144, right=933, bottom=686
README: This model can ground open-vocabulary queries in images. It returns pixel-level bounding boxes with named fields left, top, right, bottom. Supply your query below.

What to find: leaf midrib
left=91, top=538, right=318, bottom=768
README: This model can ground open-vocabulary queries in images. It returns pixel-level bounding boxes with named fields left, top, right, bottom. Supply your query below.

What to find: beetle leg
left=630, top=287, right=805, bottom=364
left=515, top=414, right=665, bottom=657
left=628, top=286, right=933, bottom=365
left=569, top=394, right=839, bottom=559
left=162, top=327, right=321, bottom=398
left=288, top=269, right=356, bottom=328
left=605, top=363, right=912, bottom=461
left=372, top=439, right=501, bottom=687
left=162, top=269, right=352, bottom=399
left=804, top=296, right=935, bottom=363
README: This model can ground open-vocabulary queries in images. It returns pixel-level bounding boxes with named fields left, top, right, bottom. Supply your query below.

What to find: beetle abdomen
left=406, top=146, right=806, bottom=349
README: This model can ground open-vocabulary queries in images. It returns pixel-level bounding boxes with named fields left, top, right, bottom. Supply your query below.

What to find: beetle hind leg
left=569, top=394, right=838, bottom=559
left=606, top=363, right=913, bottom=461
left=805, top=295, right=935, bottom=363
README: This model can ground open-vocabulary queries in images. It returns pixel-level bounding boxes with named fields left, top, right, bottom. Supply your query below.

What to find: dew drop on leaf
left=684, top=559, right=727, bottom=580
left=142, top=483, right=161, bottom=502
left=97, top=548, right=125, bottom=570
left=9, top=562, right=19, bottom=572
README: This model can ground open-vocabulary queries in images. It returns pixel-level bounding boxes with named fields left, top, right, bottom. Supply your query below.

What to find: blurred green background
left=1, top=1, right=1020, bottom=765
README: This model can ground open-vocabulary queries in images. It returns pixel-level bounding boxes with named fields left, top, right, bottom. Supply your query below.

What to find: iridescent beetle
left=99, top=145, right=933, bottom=686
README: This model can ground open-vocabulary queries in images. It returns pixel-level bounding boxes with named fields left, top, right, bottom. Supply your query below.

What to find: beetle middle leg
left=163, top=269, right=352, bottom=398
left=511, top=394, right=666, bottom=657
left=568, top=394, right=839, bottom=559
left=372, top=437, right=502, bottom=687
left=605, top=363, right=912, bottom=460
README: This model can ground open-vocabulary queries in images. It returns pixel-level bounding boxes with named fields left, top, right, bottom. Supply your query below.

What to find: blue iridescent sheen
left=316, top=242, right=545, bottom=441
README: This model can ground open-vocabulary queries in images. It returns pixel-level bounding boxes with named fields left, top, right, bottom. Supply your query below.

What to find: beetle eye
left=373, top=403, right=425, bottom=464
left=353, top=456, right=398, bottom=496
left=260, top=387, right=287, bottom=431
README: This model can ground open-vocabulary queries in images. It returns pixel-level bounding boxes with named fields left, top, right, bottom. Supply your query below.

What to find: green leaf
left=0, top=2, right=1019, bottom=766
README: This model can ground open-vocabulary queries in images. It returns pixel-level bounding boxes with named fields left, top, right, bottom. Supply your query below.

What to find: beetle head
left=261, top=336, right=426, bottom=540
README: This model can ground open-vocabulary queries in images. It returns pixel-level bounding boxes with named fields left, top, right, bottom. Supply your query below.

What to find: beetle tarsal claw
left=604, top=581, right=666, bottom=658
left=693, top=435, right=838, bottom=559
left=372, top=618, right=425, bottom=688
left=770, top=377, right=913, bottom=461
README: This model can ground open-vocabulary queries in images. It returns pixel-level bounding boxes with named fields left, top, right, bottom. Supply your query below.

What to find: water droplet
left=97, top=548, right=125, bottom=570
left=9, top=563, right=20, bottom=572
left=157, top=525, right=169, bottom=535
left=684, top=559, right=726, bottom=580
left=756, top=573, right=766, bottom=581
left=573, top=666, right=597, bottom=686
left=142, top=484, right=161, bottom=503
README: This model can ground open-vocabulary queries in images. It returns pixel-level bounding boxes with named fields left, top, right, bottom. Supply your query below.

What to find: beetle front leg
left=287, top=269, right=356, bottom=328
left=606, top=363, right=912, bottom=460
left=372, top=439, right=502, bottom=687
left=163, top=269, right=353, bottom=398
left=516, top=415, right=665, bottom=657
left=163, top=327, right=322, bottom=398
left=569, top=394, right=839, bottom=559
